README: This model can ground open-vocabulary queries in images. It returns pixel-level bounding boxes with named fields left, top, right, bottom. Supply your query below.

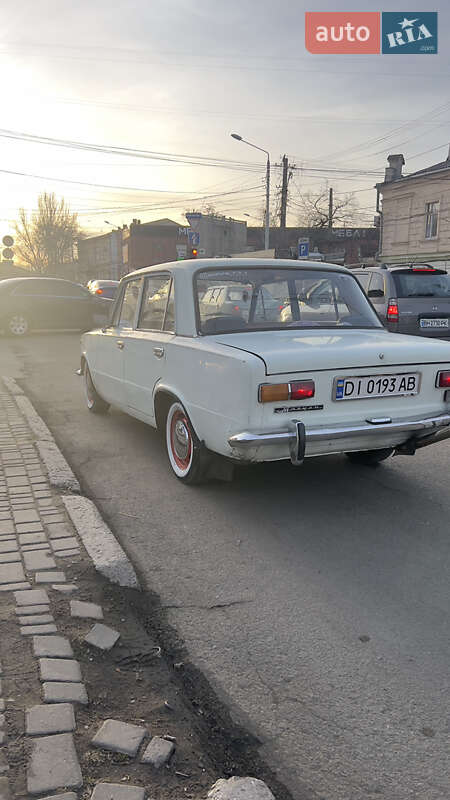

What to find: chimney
left=384, top=154, right=405, bottom=183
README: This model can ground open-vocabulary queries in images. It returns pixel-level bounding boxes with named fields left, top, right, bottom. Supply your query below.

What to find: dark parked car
left=87, top=279, right=119, bottom=300
left=354, top=264, right=450, bottom=340
left=0, top=277, right=112, bottom=336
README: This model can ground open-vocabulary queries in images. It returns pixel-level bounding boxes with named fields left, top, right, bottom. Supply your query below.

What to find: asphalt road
left=2, top=333, right=449, bottom=800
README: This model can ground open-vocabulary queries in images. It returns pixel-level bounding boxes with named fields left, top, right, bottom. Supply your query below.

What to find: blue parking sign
left=298, top=239, right=309, bottom=258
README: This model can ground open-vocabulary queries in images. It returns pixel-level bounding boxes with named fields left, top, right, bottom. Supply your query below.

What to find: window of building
left=425, top=201, right=439, bottom=239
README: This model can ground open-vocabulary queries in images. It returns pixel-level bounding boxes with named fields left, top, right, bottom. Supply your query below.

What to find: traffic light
left=190, top=247, right=198, bottom=259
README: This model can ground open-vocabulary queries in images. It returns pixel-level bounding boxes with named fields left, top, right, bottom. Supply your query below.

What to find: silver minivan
left=354, top=264, right=450, bottom=340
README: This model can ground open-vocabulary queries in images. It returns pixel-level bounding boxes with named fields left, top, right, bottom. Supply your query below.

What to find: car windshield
left=195, top=267, right=382, bottom=334
left=392, top=271, right=450, bottom=298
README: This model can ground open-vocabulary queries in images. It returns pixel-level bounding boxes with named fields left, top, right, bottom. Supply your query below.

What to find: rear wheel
left=7, top=314, right=29, bottom=336
left=165, top=401, right=207, bottom=484
left=345, top=448, right=393, bottom=466
left=84, top=365, right=110, bottom=414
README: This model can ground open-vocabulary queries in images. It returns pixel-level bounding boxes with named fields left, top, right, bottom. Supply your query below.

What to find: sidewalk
left=0, top=378, right=276, bottom=800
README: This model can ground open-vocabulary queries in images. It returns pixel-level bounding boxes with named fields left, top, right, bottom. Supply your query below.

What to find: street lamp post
left=231, top=133, right=270, bottom=251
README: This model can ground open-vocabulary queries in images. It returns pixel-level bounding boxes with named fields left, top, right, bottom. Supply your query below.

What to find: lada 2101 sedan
left=79, top=259, right=450, bottom=483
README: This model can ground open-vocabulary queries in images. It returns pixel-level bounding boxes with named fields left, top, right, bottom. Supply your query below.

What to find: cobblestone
left=0, top=552, right=21, bottom=564
left=33, top=635, right=74, bottom=658
left=18, top=532, right=46, bottom=545
left=0, top=524, right=14, bottom=536
left=21, top=624, right=58, bottom=636
left=16, top=523, right=44, bottom=534
left=19, top=614, right=54, bottom=625
left=0, top=777, right=10, bottom=800
left=50, top=537, right=79, bottom=551
left=92, top=719, right=146, bottom=756
left=26, top=703, right=75, bottom=735
left=23, top=551, right=57, bottom=571
left=15, top=604, right=50, bottom=615
left=0, top=541, right=18, bottom=554
left=35, top=571, right=66, bottom=583
left=46, top=523, right=72, bottom=539
left=70, top=600, right=103, bottom=620
left=140, top=736, right=174, bottom=768
left=42, top=682, right=88, bottom=705
left=54, top=549, right=80, bottom=558
left=13, top=510, right=39, bottom=523
left=27, top=732, right=82, bottom=793
left=52, top=584, right=78, bottom=593
left=15, top=588, right=50, bottom=605
left=39, top=658, right=82, bottom=683
left=0, top=582, right=30, bottom=591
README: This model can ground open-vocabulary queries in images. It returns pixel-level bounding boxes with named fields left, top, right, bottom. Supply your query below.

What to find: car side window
left=369, top=273, right=385, bottom=297
left=163, top=281, right=175, bottom=333
left=355, top=273, right=370, bottom=291
left=138, top=274, right=172, bottom=331
left=117, top=279, right=142, bottom=328
left=59, top=283, right=90, bottom=298
left=12, top=280, right=60, bottom=297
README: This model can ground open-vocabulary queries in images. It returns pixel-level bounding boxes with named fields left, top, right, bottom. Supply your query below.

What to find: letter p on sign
left=305, top=12, right=381, bottom=54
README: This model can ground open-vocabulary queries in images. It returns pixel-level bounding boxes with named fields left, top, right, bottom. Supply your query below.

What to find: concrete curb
left=1, top=375, right=24, bottom=395
left=62, top=495, right=140, bottom=589
left=12, top=392, right=80, bottom=493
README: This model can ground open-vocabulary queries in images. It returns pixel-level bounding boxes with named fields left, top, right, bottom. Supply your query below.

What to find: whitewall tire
left=165, top=401, right=206, bottom=483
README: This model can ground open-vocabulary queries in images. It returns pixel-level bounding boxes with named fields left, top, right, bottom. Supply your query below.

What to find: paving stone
left=37, top=499, right=54, bottom=508
left=26, top=703, right=75, bottom=735
left=0, top=563, right=26, bottom=584
left=0, top=582, right=30, bottom=591
left=4, top=467, right=26, bottom=477
left=9, top=487, right=32, bottom=495
left=52, top=584, right=78, bottom=594
left=92, top=719, right=146, bottom=756
left=7, top=476, right=30, bottom=487
left=30, top=477, right=48, bottom=485
left=0, top=715, right=5, bottom=727
left=15, top=588, right=49, bottom=605
left=70, top=600, right=103, bottom=620
left=0, top=701, right=4, bottom=712
left=26, top=732, right=82, bottom=793
left=19, top=614, right=54, bottom=626
left=50, top=537, right=79, bottom=552
left=0, top=524, right=14, bottom=536
left=0, top=777, right=10, bottom=800
left=36, top=571, right=67, bottom=584
left=0, top=732, right=5, bottom=746
left=39, top=659, right=82, bottom=683
left=0, top=515, right=12, bottom=522
left=15, top=604, right=50, bottom=615
left=16, top=524, right=44, bottom=536
left=47, top=524, right=73, bottom=539
left=140, top=736, right=174, bottom=767
left=0, top=552, right=21, bottom=564
left=54, top=549, right=81, bottom=559
left=21, top=624, right=58, bottom=636
left=13, top=510, right=39, bottom=523
left=42, top=682, right=88, bottom=705
left=33, top=636, right=73, bottom=658
left=23, top=551, right=57, bottom=571
left=38, top=794, right=77, bottom=800
left=91, top=784, right=145, bottom=800
left=0, top=750, right=8, bottom=773
left=0, top=541, right=18, bottom=554
left=84, top=624, right=120, bottom=651
left=22, top=543, right=51, bottom=552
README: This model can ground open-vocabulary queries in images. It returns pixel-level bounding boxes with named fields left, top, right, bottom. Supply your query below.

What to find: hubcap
left=9, top=315, right=27, bottom=335
left=170, top=410, right=192, bottom=470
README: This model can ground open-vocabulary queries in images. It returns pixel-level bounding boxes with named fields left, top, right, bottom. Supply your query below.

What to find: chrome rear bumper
left=228, top=413, right=450, bottom=465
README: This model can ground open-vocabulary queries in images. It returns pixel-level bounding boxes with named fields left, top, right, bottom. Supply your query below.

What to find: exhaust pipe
left=395, top=424, right=450, bottom=456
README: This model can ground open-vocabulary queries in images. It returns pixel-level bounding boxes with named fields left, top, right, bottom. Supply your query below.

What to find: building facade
left=185, top=213, right=247, bottom=258
left=77, top=229, right=123, bottom=283
left=122, top=219, right=190, bottom=272
left=377, top=152, right=450, bottom=267
left=247, top=226, right=379, bottom=266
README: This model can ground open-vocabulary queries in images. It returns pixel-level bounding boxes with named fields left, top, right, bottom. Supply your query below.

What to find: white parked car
left=79, top=259, right=450, bottom=483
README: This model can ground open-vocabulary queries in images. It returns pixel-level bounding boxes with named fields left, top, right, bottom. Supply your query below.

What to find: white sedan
left=79, top=258, right=450, bottom=483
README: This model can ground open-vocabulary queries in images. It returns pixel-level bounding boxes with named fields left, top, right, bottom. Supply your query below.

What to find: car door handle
left=116, top=340, right=124, bottom=350
left=153, top=346, right=164, bottom=358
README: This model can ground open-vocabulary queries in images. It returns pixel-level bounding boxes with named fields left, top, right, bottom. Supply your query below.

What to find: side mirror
left=368, top=289, right=384, bottom=299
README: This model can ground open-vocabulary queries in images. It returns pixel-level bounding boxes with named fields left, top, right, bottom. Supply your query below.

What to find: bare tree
left=295, top=188, right=359, bottom=228
left=14, top=193, right=79, bottom=273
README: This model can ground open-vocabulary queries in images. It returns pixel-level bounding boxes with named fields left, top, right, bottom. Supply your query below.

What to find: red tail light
left=387, top=299, right=399, bottom=322
left=259, top=380, right=315, bottom=403
left=436, top=371, right=450, bottom=388
left=95, top=288, right=103, bottom=295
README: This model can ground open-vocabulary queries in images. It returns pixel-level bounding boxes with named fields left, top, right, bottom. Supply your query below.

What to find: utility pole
left=328, top=187, right=333, bottom=229
left=280, top=155, right=289, bottom=229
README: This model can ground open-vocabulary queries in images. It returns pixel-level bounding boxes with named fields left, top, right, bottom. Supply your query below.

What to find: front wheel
left=345, top=448, right=393, bottom=466
left=165, top=401, right=207, bottom=484
left=84, top=365, right=110, bottom=414
left=7, top=314, right=29, bottom=336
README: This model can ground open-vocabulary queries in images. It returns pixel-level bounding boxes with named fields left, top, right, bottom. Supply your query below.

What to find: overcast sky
left=1, top=0, right=449, bottom=241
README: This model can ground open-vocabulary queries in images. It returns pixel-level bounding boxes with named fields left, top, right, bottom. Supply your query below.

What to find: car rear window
left=393, top=271, right=450, bottom=298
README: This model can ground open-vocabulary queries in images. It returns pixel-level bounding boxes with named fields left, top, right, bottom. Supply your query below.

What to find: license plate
left=334, top=372, right=420, bottom=401
left=420, top=318, right=449, bottom=329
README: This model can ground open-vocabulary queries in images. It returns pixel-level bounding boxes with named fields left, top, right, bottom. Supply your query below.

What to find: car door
left=89, top=277, right=143, bottom=408
left=123, top=273, right=175, bottom=422
left=10, top=279, right=66, bottom=329
left=55, top=281, right=96, bottom=329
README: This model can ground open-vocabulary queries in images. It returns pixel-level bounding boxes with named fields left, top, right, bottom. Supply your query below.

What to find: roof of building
left=379, top=154, right=450, bottom=188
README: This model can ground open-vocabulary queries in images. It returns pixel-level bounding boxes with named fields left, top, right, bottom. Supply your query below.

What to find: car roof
left=125, top=257, right=351, bottom=281
left=91, top=279, right=119, bottom=285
